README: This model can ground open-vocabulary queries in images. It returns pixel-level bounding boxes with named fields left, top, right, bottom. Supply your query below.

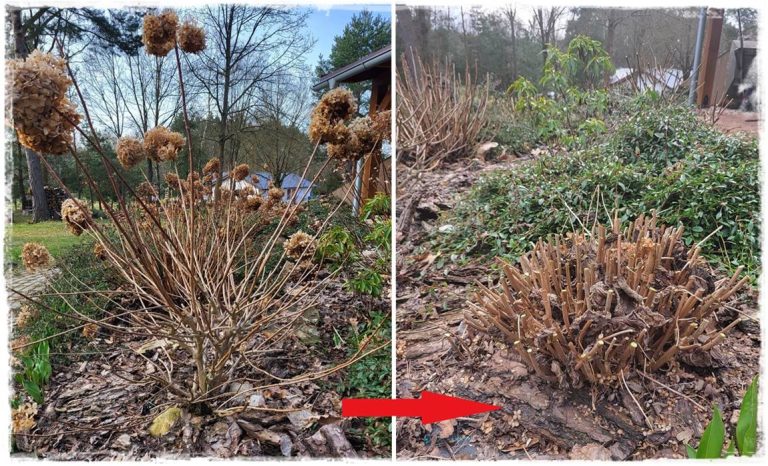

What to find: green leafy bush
left=608, top=99, right=757, bottom=168
left=316, top=225, right=359, bottom=266
left=361, top=193, right=390, bottom=220
left=365, top=218, right=391, bottom=255
left=345, top=268, right=384, bottom=298
left=491, top=36, right=613, bottom=153
left=435, top=101, right=759, bottom=277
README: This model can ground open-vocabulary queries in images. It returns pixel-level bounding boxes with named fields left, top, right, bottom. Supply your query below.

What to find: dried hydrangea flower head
left=82, top=323, right=99, bottom=339
left=143, top=10, right=178, bottom=56
left=181, top=179, right=205, bottom=199
left=144, top=126, right=185, bottom=162
left=11, top=402, right=38, bottom=434
left=326, top=113, right=387, bottom=162
left=231, top=163, right=250, bottom=182
left=237, top=184, right=256, bottom=198
left=136, top=181, right=158, bottom=200
left=93, top=242, right=107, bottom=260
left=268, top=186, right=284, bottom=201
left=15, top=304, right=37, bottom=329
left=371, top=110, right=391, bottom=142
left=308, top=87, right=358, bottom=144
left=244, top=195, right=263, bottom=211
left=326, top=135, right=358, bottom=162
left=21, top=242, right=51, bottom=272
left=165, top=172, right=181, bottom=189
left=203, top=157, right=220, bottom=175
left=178, top=21, right=206, bottom=54
left=283, top=231, right=316, bottom=260
left=61, top=198, right=92, bottom=236
left=8, top=50, right=81, bottom=155
left=116, top=136, right=146, bottom=169
left=350, top=116, right=380, bottom=156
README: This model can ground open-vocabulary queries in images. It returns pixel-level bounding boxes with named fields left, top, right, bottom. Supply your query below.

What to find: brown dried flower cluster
left=12, top=402, right=38, bottom=434
left=468, top=214, right=749, bottom=388
left=166, top=172, right=205, bottom=201
left=178, top=21, right=206, bottom=54
left=232, top=163, right=250, bottom=182
left=82, top=323, right=100, bottom=339
left=144, top=126, right=185, bottom=162
left=268, top=186, right=284, bottom=202
left=284, top=231, right=316, bottom=260
left=116, top=137, right=146, bottom=169
left=243, top=195, right=263, bottom=211
left=21, top=242, right=51, bottom=272
left=351, top=116, right=381, bottom=156
left=371, top=110, right=391, bottom=142
left=15, top=304, right=37, bottom=329
left=165, top=172, right=180, bottom=188
left=8, top=50, right=82, bottom=155
left=93, top=242, right=107, bottom=260
left=238, top=185, right=256, bottom=198
left=326, top=139, right=356, bottom=162
left=308, top=87, right=357, bottom=144
left=136, top=181, right=158, bottom=200
left=61, top=198, right=92, bottom=236
left=181, top=179, right=206, bottom=200
left=142, top=10, right=178, bottom=56
left=10, top=335, right=30, bottom=352
left=203, top=157, right=220, bottom=175
left=326, top=115, right=382, bottom=162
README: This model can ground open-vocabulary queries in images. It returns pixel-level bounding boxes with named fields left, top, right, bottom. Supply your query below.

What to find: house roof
left=312, top=45, right=391, bottom=91
left=610, top=67, right=684, bottom=90
left=221, top=171, right=312, bottom=190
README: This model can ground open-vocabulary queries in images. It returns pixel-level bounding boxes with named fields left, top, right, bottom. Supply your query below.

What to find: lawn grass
left=5, top=211, right=85, bottom=268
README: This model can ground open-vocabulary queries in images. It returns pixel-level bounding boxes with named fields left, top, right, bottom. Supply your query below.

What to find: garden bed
left=395, top=155, right=760, bottom=460
left=15, top=276, right=389, bottom=459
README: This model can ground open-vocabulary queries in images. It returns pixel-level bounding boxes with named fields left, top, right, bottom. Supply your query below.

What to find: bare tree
left=530, top=7, right=566, bottom=66
left=81, top=50, right=127, bottom=138
left=121, top=53, right=180, bottom=181
left=502, top=6, right=518, bottom=79
left=241, top=70, right=315, bottom=184
left=186, top=5, right=314, bottom=173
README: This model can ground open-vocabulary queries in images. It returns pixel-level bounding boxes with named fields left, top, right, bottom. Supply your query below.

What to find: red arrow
left=342, top=391, right=500, bottom=424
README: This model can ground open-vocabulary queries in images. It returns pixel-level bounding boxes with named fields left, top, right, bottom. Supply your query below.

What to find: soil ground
left=395, top=153, right=760, bottom=460
left=698, top=109, right=760, bottom=136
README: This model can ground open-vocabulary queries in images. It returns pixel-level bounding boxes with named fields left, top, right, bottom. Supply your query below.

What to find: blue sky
left=306, top=4, right=391, bottom=69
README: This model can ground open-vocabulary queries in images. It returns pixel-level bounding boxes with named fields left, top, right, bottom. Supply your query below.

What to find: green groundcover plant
left=435, top=97, right=759, bottom=278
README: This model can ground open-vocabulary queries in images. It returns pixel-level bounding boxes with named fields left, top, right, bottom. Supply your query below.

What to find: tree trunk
left=11, top=8, right=51, bottom=222
left=14, top=141, right=28, bottom=210
left=147, top=158, right=154, bottom=183
left=605, top=10, right=617, bottom=58
left=24, top=147, right=51, bottom=221
left=504, top=8, right=518, bottom=81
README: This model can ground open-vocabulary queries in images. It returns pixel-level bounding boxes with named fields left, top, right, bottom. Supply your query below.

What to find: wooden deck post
left=696, top=8, right=724, bottom=108
left=360, top=76, right=391, bottom=203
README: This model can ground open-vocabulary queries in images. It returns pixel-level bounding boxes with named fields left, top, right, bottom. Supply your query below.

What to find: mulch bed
left=14, top=278, right=389, bottom=459
left=395, top=158, right=760, bottom=460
